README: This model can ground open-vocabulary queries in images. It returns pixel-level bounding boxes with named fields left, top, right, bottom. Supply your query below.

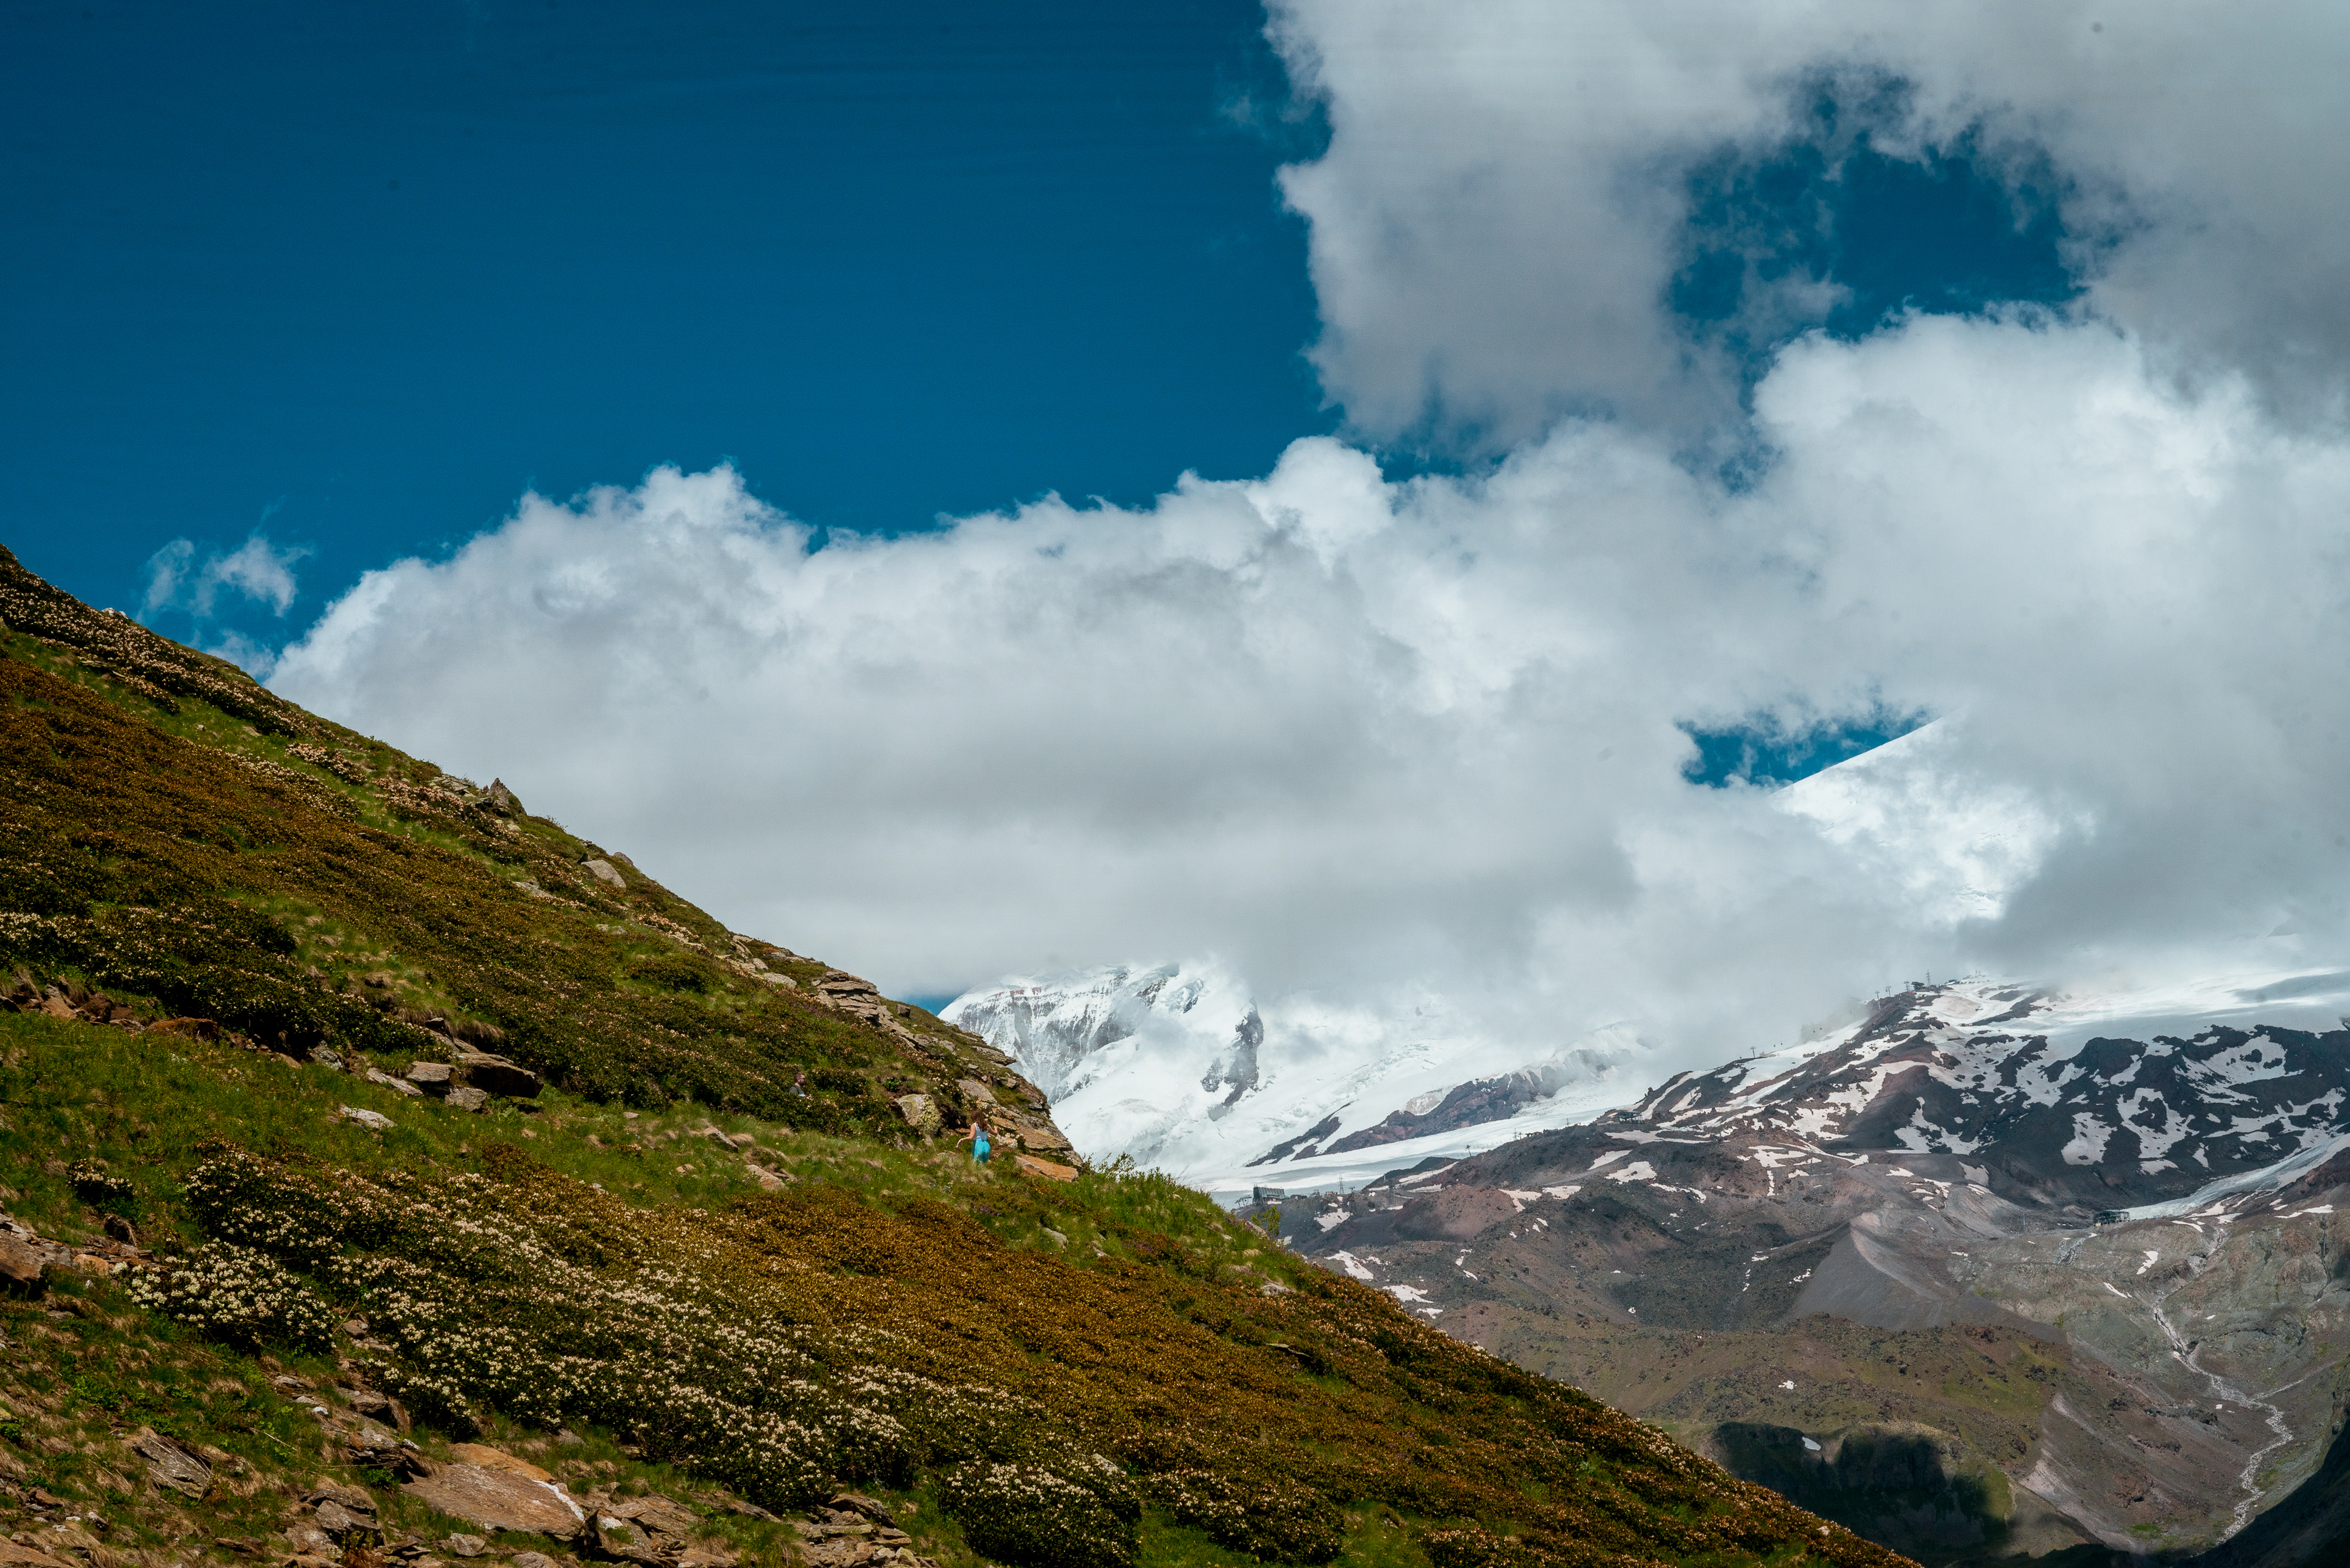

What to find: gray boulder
left=455, top=1050, right=541, bottom=1099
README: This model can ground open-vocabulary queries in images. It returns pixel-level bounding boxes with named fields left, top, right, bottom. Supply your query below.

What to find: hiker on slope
left=958, top=1114, right=993, bottom=1165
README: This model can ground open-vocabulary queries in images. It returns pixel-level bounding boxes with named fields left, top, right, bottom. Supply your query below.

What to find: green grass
left=0, top=607, right=1002, bottom=1129
left=2, top=1009, right=1905, bottom=1568
left=0, top=1010, right=1272, bottom=1278
left=1140, top=1507, right=1434, bottom=1568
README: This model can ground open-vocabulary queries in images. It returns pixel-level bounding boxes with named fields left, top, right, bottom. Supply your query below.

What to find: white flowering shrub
left=168, top=1152, right=937, bottom=1507
left=126, top=1241, right=338, bottom=1352
left=1147, top=1468, right=1345, bottom=1563
left=940, top=1460, right=1139, bottom=1568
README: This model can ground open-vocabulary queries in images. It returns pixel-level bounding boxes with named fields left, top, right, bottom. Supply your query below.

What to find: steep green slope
left=0, top=547, right=1907, bottom=1568
left=0, top=544, right=1055, bottom=1148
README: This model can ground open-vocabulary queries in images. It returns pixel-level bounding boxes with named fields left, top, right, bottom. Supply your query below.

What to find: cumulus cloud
left=271, top=313, right=2350, bottom=1087
left=1270, top=0, right=2350, bottom=446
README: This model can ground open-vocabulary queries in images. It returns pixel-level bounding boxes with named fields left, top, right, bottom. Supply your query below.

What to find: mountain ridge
left=1282, top=978, right=2350, bottom=1565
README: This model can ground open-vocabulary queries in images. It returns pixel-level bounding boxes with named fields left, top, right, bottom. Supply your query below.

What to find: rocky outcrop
left=452, top=1050, right=541, bottom=1099
left=0, top=1210, right=146, bottom=1297
left=795, top=1494, right=937, bottom=1568
left=127, top=1428, right=212, bottom=1499
left=403, top=1456, right=585, bottom=1539
left=1200, top=1008, right=1264, bottom=1107
left=814, top=971, right=887, bottom=1023
left=1275, top=1064, right=1578, bottom=1162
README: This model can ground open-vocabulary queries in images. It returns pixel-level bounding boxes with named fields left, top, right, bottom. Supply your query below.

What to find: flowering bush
left=125, top=1241, right=338, bottom=1352
left=940, top=1460, right=1138, bottom=1568
left=176, top=1153, right=921, bottom=1506
left=1146, top=1468, right=1344, bottom=1564
left=68, top=1159, right=135, bottom=1208
left=139, top=1144, right=1906, bottom=1568
left=1423, top=1527, right=1546, bottom=1568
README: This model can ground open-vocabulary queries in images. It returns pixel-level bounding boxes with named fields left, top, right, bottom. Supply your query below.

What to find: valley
left=1253, top=982, right=2350, bottom=1564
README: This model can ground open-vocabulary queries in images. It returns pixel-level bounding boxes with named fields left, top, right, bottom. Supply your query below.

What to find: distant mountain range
left=943, top=963, right=1637, bottom=1193
left=1273, top=976, right=2350, bottom=1567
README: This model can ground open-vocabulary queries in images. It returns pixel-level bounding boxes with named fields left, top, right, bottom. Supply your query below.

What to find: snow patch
left=2062, top=1113, right=2115, bottom=1166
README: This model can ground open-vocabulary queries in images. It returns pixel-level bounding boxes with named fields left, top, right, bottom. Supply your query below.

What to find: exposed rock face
left=127, top=1427, right=212, bottom=1498
left=815, top=971, right=886, bottom=1023
left=588, top=1490, right=705, bottom=1563
left=795, top=1494, right=935, bottom=1568
left=404, top=1460, right=585, bottom=1539
left=1199, top=1008, right=1263, bottom=1109
left=1253, top=1062, right=1584, bottom=1164
left=0, top=1230, right=45, bottom=1293
left=306, top=1480, right=382, bottom=1543
left=1292, top=978, right=2350, bottom=1566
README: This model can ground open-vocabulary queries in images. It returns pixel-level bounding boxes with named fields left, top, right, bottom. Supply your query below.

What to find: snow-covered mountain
left=942, top=961, right=1641, bottom=1196
left=1612, top=971, right=2350, bottom=1213
left=1269, top=969, right=2350, bottom=1562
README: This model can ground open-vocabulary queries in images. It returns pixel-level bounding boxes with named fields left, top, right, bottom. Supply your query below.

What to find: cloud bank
left=266, top=1, right=2350, bottom=1110
left=273, top=312, right=2350, bottom=1083
left=1272, top=0, right=2350, bottom=445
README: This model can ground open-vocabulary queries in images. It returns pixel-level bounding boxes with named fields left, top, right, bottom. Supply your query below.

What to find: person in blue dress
left=958, top=1114, right=993, bottom=1164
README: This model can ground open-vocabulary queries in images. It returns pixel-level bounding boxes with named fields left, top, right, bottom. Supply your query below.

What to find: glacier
left=944, top=961, right=1642, bottom=1200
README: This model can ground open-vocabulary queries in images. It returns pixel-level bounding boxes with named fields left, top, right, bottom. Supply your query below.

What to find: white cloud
left=1270, top=0, right=2350, bottom=445
left=142, top=533, right=310, bottom=619
left=271, top=313, right=2350, bottom=1094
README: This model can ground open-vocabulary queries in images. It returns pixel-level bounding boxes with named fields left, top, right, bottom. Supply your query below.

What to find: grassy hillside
left=0, top=545, right=1069, bottom=1151
left=0, top=545, right=1908, bottom=1568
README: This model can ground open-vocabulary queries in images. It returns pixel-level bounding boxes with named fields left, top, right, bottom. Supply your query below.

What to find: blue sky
left=5, top=0, right=1327, bottom=652
left=2, top=1, right=2093, bottom=683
